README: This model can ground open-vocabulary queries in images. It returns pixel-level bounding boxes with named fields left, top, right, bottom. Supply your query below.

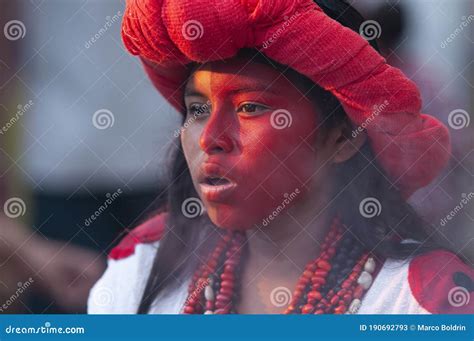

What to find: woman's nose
left=199, top=110, right=236, bottom=155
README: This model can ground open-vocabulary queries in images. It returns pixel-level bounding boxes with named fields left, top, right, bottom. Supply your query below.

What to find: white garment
left=87, top=240, right=429, bottom=314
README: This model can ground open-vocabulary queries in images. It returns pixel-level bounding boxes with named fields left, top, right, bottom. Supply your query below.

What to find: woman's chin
left=206, top=205, right=258, bottom=231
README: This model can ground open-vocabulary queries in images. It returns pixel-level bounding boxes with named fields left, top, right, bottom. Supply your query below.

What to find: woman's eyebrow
left=184, top=89, right=206, bottom=97
left=226, top=86, right=278, bottom=95
left=184, top=84, right=280, bottom=98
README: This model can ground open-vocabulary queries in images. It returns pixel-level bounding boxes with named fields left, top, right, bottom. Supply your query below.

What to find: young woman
left=88, top=0, right=473, bottom=314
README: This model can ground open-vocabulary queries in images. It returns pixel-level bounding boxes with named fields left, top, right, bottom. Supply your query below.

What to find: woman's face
left=181, top=58, right=334, bottom=230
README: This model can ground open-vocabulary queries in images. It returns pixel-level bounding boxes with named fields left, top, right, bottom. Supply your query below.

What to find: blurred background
left=0, top=0, right=472, bottom=314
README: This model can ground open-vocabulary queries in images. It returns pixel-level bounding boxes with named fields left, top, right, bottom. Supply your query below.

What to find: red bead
left=330, top=295, right=340, bottom=306
left=342, top=280, right=352, bottom=289
left=299, top=276, right=310, bottom=285
left=225, top=258, right=238, bottom=266
left=349, top=273, right=358, bottom=281
left=219, top=287, right=233, bottom=296
left=221, top=280, right=234, bottom=289
left=314, top=270, right=328, bottom=277
left=334, top=305, right=346, bottom=314
left=296, top=283, right=306, bottom=291
left=317, top=260, right=331, bottom=271
left=214, top=308, right=229, bottom=314
left=216, top=293, right=231, bottom=302
left=205, top=301, right=214, bottom=310
left=224, top=264, right=235, bottom=272
left=311, top=276, right=326, bottom=285
left=308, top=291, right=322, bottom=301
left=343, top=294, right=352, bottom=304
left=301, top=304, right=314, bottom=314
left=314, top=309, right=325, bottom=314
left=302, top=270, right=313, bottom=278
left=220, top=272, right=234, bottom=281
left=337, top=289, right=347, bottom=297
left=183, top=306, right=195, bottom=314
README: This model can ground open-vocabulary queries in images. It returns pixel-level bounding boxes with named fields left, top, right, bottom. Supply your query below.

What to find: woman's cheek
left=229, top=123, right=313, bottom=216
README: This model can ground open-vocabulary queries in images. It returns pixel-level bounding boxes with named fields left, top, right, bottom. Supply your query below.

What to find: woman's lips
left=199, top=180, right=237, bottom=202
left=199, top=163, right=237, bottom=202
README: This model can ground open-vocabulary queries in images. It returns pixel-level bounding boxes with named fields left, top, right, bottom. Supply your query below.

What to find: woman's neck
left=238, top=184, right=335, bottom=313
left=246, top=194, right=333, bottom=269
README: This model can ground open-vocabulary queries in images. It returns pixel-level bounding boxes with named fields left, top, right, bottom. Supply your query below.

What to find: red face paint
left=182, top=59, right=321, bottom=230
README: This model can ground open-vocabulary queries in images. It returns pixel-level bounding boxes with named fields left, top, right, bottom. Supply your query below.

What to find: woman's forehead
left=185, top=58, right=296, bottom=96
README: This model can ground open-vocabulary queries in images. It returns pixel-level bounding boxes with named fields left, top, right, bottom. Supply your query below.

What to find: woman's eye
left=186, top=103, right=210, bottom=118
left=238, top=103, right=269, bottom=114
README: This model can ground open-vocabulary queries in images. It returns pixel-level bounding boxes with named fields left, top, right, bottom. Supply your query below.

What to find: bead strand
left=183, top=232, right=233, bottom=313
left=286, top=218, right=344, bottom=314
left=208, top=232, right=245, bottom=314
left=183, top=217, right=381, bottom=315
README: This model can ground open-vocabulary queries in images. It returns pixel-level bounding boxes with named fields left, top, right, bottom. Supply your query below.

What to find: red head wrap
left=121, top=0, right=451, bottom=198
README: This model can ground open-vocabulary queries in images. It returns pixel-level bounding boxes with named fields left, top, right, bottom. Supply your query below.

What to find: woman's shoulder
left=108, top=212, right=168, bottom=260
left=359, top=249, right=474, bottom=314
left=87, top=213, right=168, bottom=314
left=407, top=249, right=473, bottom=314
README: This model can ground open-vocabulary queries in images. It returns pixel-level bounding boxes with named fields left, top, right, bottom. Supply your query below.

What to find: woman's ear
left=324, top=120, right=367, bottom=164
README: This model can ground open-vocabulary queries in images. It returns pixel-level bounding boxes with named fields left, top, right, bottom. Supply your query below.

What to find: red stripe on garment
left=108, top=213, right=167, bottom=260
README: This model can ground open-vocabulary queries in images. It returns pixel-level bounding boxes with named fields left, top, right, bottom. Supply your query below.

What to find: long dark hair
left=137, top=0, right=439, bottom=314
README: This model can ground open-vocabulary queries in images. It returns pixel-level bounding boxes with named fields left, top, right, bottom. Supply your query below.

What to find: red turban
left=121, top=0, right=451, bottom=198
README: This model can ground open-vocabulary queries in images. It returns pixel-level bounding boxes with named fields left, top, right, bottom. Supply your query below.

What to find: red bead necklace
left=183, top=217, right=380, bottom=314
